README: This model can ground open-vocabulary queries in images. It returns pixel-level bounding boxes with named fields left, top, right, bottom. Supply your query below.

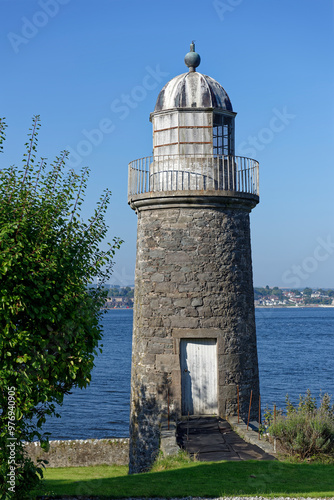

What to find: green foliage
left=259, top=404, right=283, bottom=436
left=107, top=286, right=134, bottom=298
left=0, top=443, right=46, bottom=500
left=254, top=286, right=283, bottom=300
left=285, top=394, right=296, bottom=416
left=304, top=297, right=332, bottom=305
left=268, top=390, right=334, bottom=460
left=0, top=116, right=122, bottom=498
left=254, top=287, right=269, bottom=300
left=151, top=450, right=195, bottom=472
left=298, top=389, right=317, bottom=414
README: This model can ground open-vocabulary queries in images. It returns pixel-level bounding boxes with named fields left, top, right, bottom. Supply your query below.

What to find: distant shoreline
left=103, top=305, right=334, bottom=311
left=255, top=305, right=334, bottom=309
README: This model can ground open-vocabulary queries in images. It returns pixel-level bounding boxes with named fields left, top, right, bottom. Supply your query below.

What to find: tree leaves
left=0, top=116, right=123, bottom=497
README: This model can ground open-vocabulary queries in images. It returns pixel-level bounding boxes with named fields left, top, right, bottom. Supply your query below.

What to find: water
left=42, top=307, right=334, bottom=440
left=43, top=309, right=133, bottom=440
left=256, top=307, right=334, bottom=409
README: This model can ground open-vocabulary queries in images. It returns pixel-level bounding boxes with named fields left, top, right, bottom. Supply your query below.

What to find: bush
left=0, top=117, right=122, bottom=498
left=268, top=390, right=334, bottom=460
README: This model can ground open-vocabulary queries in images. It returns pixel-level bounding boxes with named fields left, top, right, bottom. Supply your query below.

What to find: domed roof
left=154, top=71, right=233, bottom=112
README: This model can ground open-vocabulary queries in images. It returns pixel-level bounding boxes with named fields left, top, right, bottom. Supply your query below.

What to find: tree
left=0, top=116, right=122, bottom=498
left=271, top=287, right=283, bottom=300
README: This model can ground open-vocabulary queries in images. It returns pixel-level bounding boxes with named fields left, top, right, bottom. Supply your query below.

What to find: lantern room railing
left=128, top=155, right=259, bottom=198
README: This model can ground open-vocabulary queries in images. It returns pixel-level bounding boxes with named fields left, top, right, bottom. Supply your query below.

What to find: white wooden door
left=180, top=339, right=218, bottom=415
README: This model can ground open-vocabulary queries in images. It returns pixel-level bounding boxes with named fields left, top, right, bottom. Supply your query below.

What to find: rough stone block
left=149, top=249, right=165, bottom=259
left=191, top=297, right=203, bottom=307
left=180, top=307, right=198, bottom=317
left=197, top=306, right=212, bottom=318
left=199, top=317, right=221, bottom=328
left=141, top=354, right=156, bottom=365
left=155, top=282, right=173, bottom=293
left=170, top=316, right=199, bottom=328
left=171, top=271, right=186, bottom=282
left=166, top=252, right=190, bottom=264
left=178, top=283, right=202, bottom=292
left=156, top=354, right=179, bottom=372
left=151, top=272, right=165, bottom=282
left=179, top=265, right=192, bottom=272
left=174, top=298, right=191, bottom=308
left=149, top=317, right=163, bottom=327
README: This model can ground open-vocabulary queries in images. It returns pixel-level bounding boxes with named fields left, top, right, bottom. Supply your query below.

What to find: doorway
left=180, top=339, right=218, bottom=415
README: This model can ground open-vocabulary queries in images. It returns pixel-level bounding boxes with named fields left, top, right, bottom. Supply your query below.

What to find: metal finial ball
left=184, top=51, right=201, bottom=70
left=184, top=42, right=201, bottom=72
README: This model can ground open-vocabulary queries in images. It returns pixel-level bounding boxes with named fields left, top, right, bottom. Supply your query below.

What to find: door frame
left=172, top=328, right=223, bottom=418
left=180, top=338, right=218, bottom=416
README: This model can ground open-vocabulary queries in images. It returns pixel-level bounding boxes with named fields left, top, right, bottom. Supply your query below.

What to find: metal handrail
left=128, top=154, right=259, bottom=197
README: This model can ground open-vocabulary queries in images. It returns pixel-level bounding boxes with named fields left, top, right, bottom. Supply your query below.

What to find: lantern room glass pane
left=213, top=114, right=234, bottom=156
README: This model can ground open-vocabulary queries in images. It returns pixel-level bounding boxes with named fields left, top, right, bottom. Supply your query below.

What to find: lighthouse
left=128, top=43, right=260, bottom=473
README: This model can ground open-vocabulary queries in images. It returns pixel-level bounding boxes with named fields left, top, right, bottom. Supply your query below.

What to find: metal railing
left=128, top=155, right=259, bottom=197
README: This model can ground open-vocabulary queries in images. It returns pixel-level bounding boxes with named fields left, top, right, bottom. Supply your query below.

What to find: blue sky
left=1, top=0, right=334, bottom=288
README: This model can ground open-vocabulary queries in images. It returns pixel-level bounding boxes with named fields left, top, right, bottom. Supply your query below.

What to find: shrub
left=0, top=117, right=122, bottom=498
left=268, top=390, right=334, bottom=460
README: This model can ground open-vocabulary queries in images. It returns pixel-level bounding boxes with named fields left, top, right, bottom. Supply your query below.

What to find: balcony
left=128, top=155, right=259, bottom=209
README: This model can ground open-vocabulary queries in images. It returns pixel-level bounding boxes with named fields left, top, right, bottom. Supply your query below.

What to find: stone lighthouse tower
left=128, top=43, right=260, bottom=473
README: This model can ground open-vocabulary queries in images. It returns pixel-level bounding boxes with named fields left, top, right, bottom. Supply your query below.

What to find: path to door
left=177, top=417, right=275, bottom=461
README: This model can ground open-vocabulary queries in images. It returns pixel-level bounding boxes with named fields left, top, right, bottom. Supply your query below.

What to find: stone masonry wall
left=129, top=203, right=260, bottom=473
left=24, top=438, right=129, bottom=468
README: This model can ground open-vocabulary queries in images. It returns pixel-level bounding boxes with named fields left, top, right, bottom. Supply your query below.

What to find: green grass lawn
left=35, top=459, right=334, bottom=498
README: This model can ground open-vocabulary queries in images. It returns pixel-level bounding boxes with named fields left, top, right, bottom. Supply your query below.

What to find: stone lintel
left=172, top=328, right=224, bottom=356
left=172, top=327, right=223, bottom=338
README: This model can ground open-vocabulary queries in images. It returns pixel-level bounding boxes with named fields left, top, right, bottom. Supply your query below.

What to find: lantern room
left=150, top=42, right=236, bottom=158
left=128, top=43, right=259, bottom=202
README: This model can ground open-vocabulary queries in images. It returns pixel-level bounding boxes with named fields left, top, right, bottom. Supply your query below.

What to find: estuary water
left=43, top=307, right=334, bottom=440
